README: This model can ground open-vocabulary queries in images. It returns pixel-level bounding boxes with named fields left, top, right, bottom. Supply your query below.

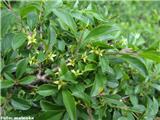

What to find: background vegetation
left=0, top=1, right=160, bottom=120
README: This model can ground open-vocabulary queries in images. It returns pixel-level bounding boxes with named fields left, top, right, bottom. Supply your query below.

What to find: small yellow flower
left=98, top=87, right=104, bottom=94
left=90, top=47, right=104, bottom=56
left=27, top=29, right=37, bottom=45
left=29, top=56, right=38, bottom=65
left=67, top=58, right=75, bottom=67
left=98, top=49, right=105, bottom=56
left=119, top=37, right=128, bottom=46
left=87, top=44, right=92, bottom=48
left=53, top=80, right=66, bottom=90
left=81, top=52, right=88, bottom=63
left=89, top=46, right=98, bottom=53
left=47, top=52, right=56, bottom=61
left=71, top=69, right=83, bottom=76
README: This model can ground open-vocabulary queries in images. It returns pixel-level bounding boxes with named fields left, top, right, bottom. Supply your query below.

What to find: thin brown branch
left=2, top=0, right=12, bottom=10
left=87, top=108, right=93, bottom=120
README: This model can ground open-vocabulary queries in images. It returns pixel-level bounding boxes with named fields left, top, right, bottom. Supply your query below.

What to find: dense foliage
left=0, top=1, right=160, bottom=120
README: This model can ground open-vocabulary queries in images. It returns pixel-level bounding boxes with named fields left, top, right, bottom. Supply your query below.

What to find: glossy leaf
left=40, top=100, right=64, bottom=112
left=121, top=55, right=148, bottom=77
left=19, top=75, right=36, bottom=85
left=12, top=33, right=27, bottom=50
left=81, top=24, right=120, bottom=47
left=151, top=83, right=160, bottom=91
left=58, top=40, right=65, bottom=52
left=11, top=97, right=31, bottom=110
left=90, top=71, right=106, bottom=96
left=84, top=64, right=96, bottom=72
left=0, top=80, right=14, bottom=89
left=53, top=9, right=77, bottom=33
left=62, top=90, right=76, bottom=120
left=37, top=111, right=64, bottom=120
left=104, top=96, right=126, bottom=107
left=48, top=25, right=57, bottom=51
left=1, top=10, right=16, bottom=37
left=139, top=50, right=160, bottom=63
left=16, top=59, right=28, bottom=79
left=27, top=12, right=38, bottom=29
left=1, top=1, right=160, bottom=119
left=130, top=105, right=145, bottom=113
left=99, top=56, right=110, bottom=73
left=1, top=33, right=14, bottom=53
left=152, top=97, right=159, bottom=115
left=37, top=84, right=57, bottom=97
left=118, top=117, right=128, bottom=120
left=20, top=4, right=40, bottom=17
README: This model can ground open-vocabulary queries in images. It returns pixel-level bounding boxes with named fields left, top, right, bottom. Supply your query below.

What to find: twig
left=87, top=107, right=93, bottom=120
left=2, top=0, right=12, bottom=10
left=31, top=70, right=50, bottom=85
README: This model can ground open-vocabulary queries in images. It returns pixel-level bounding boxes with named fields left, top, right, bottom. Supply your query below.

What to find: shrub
left=0, top=1, right=160, bottom=120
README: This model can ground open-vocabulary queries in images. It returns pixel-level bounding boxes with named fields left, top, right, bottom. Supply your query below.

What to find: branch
left=31, top=70, right=50, bottom=85
left=2, top=0, right=12, bottom=10
left=87, top=108, right=93, bottom=120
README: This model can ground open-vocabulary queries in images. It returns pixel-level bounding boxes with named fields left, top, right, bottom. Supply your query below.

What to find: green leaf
left=121, top=55, right=148, bottom=77
left=81, top=24, right=120, bottom=48
left=37, top=111, right=64, bottom=120
left=87, top=54, right=97, bottom=63
left=11, top=97, right=31, bottom=110
left=58, top=40, right=65, bottom=52
left=72, top=11, right=90, bottom=24
left=71, top=84, right=91, bottom=106
left=118, top=117, right=128, bottom=120
left=37, top=51, right=45, bottom=62
left=84, top=64, right=96, bottom=72
left=19, top=75, right=36, bottom=85
left=151, top=83, right=160, bottom=91
left=20, top=4, right=40, bottom=18
left=12, top=33, right=27, bottom=50
left=90, top=70, right=106, bottom=96
left=152, top=97, right=159, bottom=115
left=2, top=63, right=16, bottom=73
left=91, top=41, right=114, bottom=49
left=44, top=0, right=63, bottom=16
left=85, top=24, right=115, bottom=40
left=40, top=100, right=64, bottom=112
left=86, top=10, right=105, bottom=21
left=107, top=81, right=119, bottom=88
left=37, top=84, right=57, bottom=97
left=104, top=96, right=126, bottom=107
left=0, top=80, right=14, bottom=89
left=16, top=59, right=28, bottom=79
left=60, top=59, right=68, bottom=74
left=27, top=12, right=38, bottom=29
left=53, top=9, right=77, bottom=33
left=72, top=92, right=91, bottom=106
left=144, top=97, right=159, bottom=119
left=62, top=90, right=76, bottom=120
left=130, top=105, right=145, bottom=113
left=139, top=50, right=160, bottom=63
left=48, top=25, right=57, bottom=51
left=113, top=110, right=121, bottom=120
left=99, top=56, right=110, bottom=73
left=130, top=95, right=138, bottom=106
left=60, top=71, right=77, bottom=84
left=1, top=10, right=16, bottom=37
left=1, top=33, right=14, bottom=53
left=59, top=59, right=77, bottom=83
